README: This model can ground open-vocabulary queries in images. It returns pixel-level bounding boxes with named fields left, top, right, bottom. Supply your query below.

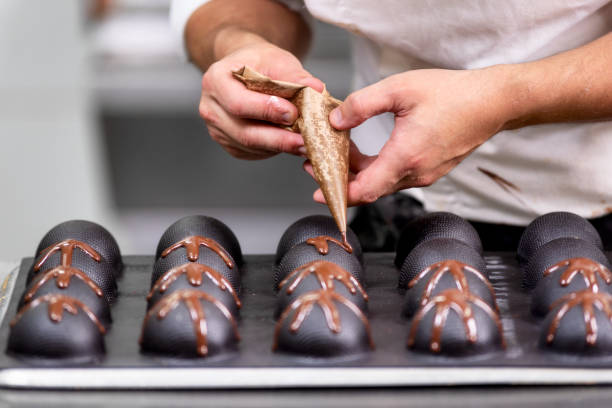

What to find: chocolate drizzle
left=161, top=235, right=234, bottom=268
left=407, top=288, right=503, bottom=353
left=279, top=260, right=367, bottom=301
left=545, top=257, right=612, bottom=292
left=11, top=294, right=106, bottom=334
left=408, top=260, right=496, bottom=310
left=24, top=265, right=104, bottom=302
left=34, top=239, right=101, bottom=271
left=306, top=235, right=353, bottom=255
left=546, top=289, right=612, bottom=346
left=142, top=289, right=239, bottom=356
left=148, top=263, right=241, bottom=308
left=273, top=288, right=374, bottom=350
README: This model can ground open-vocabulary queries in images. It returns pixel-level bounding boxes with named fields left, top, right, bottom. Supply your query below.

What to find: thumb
left=296, top=76, right=325, bottom=93
left=329, top=80, right=397, bottom=130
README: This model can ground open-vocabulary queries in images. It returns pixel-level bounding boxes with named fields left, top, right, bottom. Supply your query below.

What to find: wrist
left=485, top=62, right=553, bottom=131
left=475, top=64, right=527, bottom=132
left=213, top=26, right=270, bottom=61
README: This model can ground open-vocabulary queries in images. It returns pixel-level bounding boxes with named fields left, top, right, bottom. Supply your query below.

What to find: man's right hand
left=198, top=30, right=324, bottom=160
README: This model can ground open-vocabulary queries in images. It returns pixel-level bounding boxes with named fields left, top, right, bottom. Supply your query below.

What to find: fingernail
left=297, top=146, right=307, bottom=156
left=330, top=108, right=343, bottom=126
left=282, top=111, right=293, bottom=125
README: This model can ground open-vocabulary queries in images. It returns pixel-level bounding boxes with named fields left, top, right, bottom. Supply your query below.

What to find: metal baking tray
left=0, top=253, right=612, bottom=389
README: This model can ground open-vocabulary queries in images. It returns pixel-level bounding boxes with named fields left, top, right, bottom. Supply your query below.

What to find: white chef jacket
left=170, top=0, right=612, bottom=225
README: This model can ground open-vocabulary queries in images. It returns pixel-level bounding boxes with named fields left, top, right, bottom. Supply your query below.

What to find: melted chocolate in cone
left=233, top=66, right=349, bottom=238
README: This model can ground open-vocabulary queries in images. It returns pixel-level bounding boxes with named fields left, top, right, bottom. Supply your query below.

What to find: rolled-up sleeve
left=170, top=0, right=307, bottom=61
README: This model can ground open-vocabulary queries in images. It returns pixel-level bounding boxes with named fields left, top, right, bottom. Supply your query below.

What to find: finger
left=208, top=99, right=305, bottom=155
left=211, top=74, right=299, bottom=125
left=207, top=124, right=278, bottom=160
left=270, top=66, right=325, bottom=93
left=329, top=80, right=399, bottom=130
left=295, top=75, right=325, bottom=93
left=302, top=159, right=314, bottom=178
left=348, top=140, right=375, bottom=173
left=346, top=136, right=408, bottom=205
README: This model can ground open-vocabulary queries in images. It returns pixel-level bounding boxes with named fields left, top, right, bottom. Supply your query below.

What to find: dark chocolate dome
left=147, top=269, right=241, bottom=316
left=523, top=238, right=611, bottom=289
left=407, top=289, right=503, bottom=356
left=155, top=215, right=243, bottom=266
left=275, top=272, right=368, bottom=319
left=273, top=290, right=373, bottom=357
left=7, top=295, right=106, bottom=360
left=403, top=263, right=496, bottom=317
left=398, top=238, right=488, bottom=289
left=35, top=220, right=122, bottom=277
left=274, top=242, right=364, bottom=290
left=151, top=246, right=240, bottom=293
left=531, top=259, right=612, bottom=316
left=395, top=212, right=482, bottom=269
left=539, top=291, right=612, bottom=355
left=28, top=249, right=118, bottom=304
left=517, top=212, right=603, bottom=265
left=275, top=215, right=362, bottom=265
left=140, top=289, right=239, bottom=358
left=20, top=269, right=112, bottom=328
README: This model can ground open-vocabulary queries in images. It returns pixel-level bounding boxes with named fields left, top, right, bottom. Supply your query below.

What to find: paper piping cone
left=233, top=66, right=349, bottom=241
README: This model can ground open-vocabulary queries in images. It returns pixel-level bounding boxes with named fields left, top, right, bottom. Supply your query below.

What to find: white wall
left=0, top=0, right=120, bottom=260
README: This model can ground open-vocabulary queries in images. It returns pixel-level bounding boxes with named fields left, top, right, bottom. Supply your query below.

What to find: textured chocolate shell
left=147, top=271, right=241, bottom=316
left=395, top=212, right=482, bottom=269
left=523, top=238, right=611, bottom=289
left=140, top=290, right=239, bottom=358
left=517, top=212, right=603, bottom=265
left=407, top=289, right=503, bottom=356
left=7, top=295, right=106, bottom=360
left=275, top=273, right=368, bottom=319
left=155, top=215, right=242, bottom=266
left=398, top=238, right=488, bottom=289
left=28, top=250, right=118, bottom=304
left=275, top=215, right=362, bottom=265
left=35, top=220, right=122, bottom=277
left=151, top=246, right=240, bottom=294
left=273, top=291, right=373, bottom=357
left=531, top=259, right=612, bottom=316
left=20, top=271, right=112, bottom=328
left=403, top=264, right=496, bottom=317
left=274, top=242, right=364, bottom=290
left=539, top=291, right=612, bottom=355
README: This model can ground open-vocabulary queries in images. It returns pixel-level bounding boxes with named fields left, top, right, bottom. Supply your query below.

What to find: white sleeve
left=169, top=0, right=307, bottom=61
left=169, top=0, right=208, bottom=60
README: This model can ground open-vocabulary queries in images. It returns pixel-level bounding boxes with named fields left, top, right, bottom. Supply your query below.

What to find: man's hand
left=198, top=31, right=323, bottom=160
left=304, top=67, right=510, bottom=205
left=305, top=31, right=612, bottom=206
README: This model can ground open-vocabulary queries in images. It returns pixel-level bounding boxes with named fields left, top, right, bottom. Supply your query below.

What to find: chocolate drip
left=546, top=289, right=612, bottom=346
left=148, top=263, right=241, bottom=308
left=279, top=260, right=367, bottom=301
left=545, top=257, right=612, bottom=292
left=408, top=260, right=496, bottom=310
left=273, top=288, right=374, bottom=351
left=24, top=265, right=104, bottom=302
left=11, top=294, right=105, bottom=334
left=407, top=288, right=503, bottom=353
left=161, top=235, right=234, bottom=268
left=141, top=289, right=239, bottom=356
left=34, top=239, right=101, bottom=271
left=306, top=235, right=353, bottom=255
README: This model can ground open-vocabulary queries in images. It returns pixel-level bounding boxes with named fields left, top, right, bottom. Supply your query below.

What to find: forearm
left=185, top=0, right=311, bottom=71
left=494, top=32, right=612, bottom=130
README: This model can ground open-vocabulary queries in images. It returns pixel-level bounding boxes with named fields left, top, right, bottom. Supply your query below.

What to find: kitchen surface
left=2, top=0, right=612, bottom=405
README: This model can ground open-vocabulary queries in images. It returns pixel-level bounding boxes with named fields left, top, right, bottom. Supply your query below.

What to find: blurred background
left=0, top=0, right=353, bottom=259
